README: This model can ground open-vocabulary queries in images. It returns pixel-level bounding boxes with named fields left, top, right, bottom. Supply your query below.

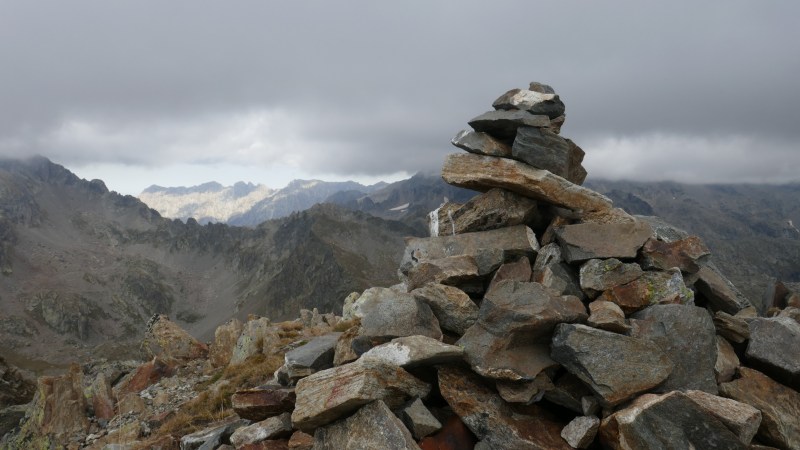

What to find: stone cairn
left=9, top=83, right=800, bottom=449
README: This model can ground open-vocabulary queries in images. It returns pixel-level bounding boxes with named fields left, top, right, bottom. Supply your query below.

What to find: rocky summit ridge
left=5, top=82, right=800, bottom=449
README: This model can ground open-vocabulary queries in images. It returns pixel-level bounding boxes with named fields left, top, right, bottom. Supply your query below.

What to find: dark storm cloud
left=0, top=0, right=798, bottom=182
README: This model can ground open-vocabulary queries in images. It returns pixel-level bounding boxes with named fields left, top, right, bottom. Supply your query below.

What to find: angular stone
left=492, top=88, right=565, bottom=118
left=511, top=126, right=586, bottom=184
left=548, top=114, right=566, bottom=134
left=418, top=415, right=477, bottom=450
left=442, top=153, right=612, bottom=213
left=428, top=201, right=464, bottom=237
left=540, top=215, right=570, bottom=246
left=529, top=81, right=556, bottom=94
left=284, top=332, right=342, bottom=381
left=778, top=306, right=800, bottom=324
left=639, top=236, right=710, bottom=273
left=695, top=263, right=753, bottom=314
left=438, top=365, right=571, bottom=449
left=332, top=322, right=360, bottom=367
left=312, top=400, right=420, bottom=450
left=746, top=316, right=800, bottom=388
left=544, top=373, right=593, bottom=413
left=532, top=262, right=584, bottom=299
left=399, top=224, right=539, bottom=277
left=551, top=323, right=673, bottom=407
left=288, top=431, right=314, bottom=450
left=599, top=392, right=745, bottom=449
left=714, top=311, right=750, bottom=344
left=231, top=317, right=280, bottom=365
left=555, top=219, right=653, bottom=263
left=230, top=413, right=293, bottom=447
left=598, top=268, right=694, bottom=314
left=448, top=188, right=540, bottom=234
left=467, top=110, right=550, bottom=141
left=715, top=335, right=740, bottom=384
left=209, top=318, right=243, bottom=368
left=142, top=314, right=208, bottom=360
left=351, top=287, right=442, bottom=341
left=411, top=284, right=477, bottom=336
left=684, top=390, right=761, bottom=445
left=450, top=129, right=512, bottom=158
left=532, top=242, right=562, bottom=271
left=458, top=281, right=587, bottom=381
left=291, top=358, right=430, bottom=431
left=496, top=371, right=554, bottom=404
left=630, top=304, right=718, bottom=394
left=400, top=398, right=442, bottom=440
left=180, top=419, right=243, bottom=450
left=407, top=255, right=480, bottom=291
left=719, top=367, right=800, bottom=449
left=90, top=374, right=115, bottom=421
left=232, top=386, right=296, bottom=421
left=579, top=258, right=643, bottom=298
left=486, top=257, right=532, bottom=294
left=561, top=416, right=600, bottom=449
left=360, top=335, right=463, bottom=368
left=587, top=300, right=630, bottom=333
left=0, top=356, right=35, bottom=407
left=341, top=292, right=360, bottom=320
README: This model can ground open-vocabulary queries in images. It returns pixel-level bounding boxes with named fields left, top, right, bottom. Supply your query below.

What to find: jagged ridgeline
left=5, top=83, right=800, bottom=449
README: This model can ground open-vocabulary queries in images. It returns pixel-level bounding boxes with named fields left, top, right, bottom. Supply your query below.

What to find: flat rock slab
left=684, top=390, right=762, bottom=445
left=579, top=258, right=643, bottom=298
left=467, top=110, right=550, bottom=141
left=350, top=287, right=442, bottom=341
left=492, top=88, right=565, bottom=118
left=551, top=323, right=673, bottom=407
left=630, top=304, right=718, bottom=394
left=360, top=335, right=463, bottom=368
left=230, top=413, right=293, bottom=448
left=458, top=280, right=587, bottom=381
left=410, top=283, right=477, bottom=336
left=555, top=220, right=653, bottom=263
left=599, top=392, right=746, bottom=449
left=232, top=386, right=296, bottom=421
left=719, top=367, right=800, bottom=450
left=746, top=316, right=800, bottom=389
left=587, top=300, right=630, bottom=333
left=284, top=333, right=342, bottom=381
left=438, top=365, right=571, bottom=450
left=291, top=358, right=430, bottom=431
left=400, top=224, right=539, bottom=276
left=695, top=263, right=753, bottom=314
left=598, top=268, right=694, bottom=314
left=451, top=129, right=512, bottom=158
left=406, top=255, right=480, bottom=291
left=639, top=236, right=710, bottom=273
left=441, top=153, right=612, bottom=213
left=312, top=400, right=421, bottom=450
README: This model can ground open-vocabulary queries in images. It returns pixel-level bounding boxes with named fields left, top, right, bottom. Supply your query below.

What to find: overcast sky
left=1, top=1, right=798, bottom=195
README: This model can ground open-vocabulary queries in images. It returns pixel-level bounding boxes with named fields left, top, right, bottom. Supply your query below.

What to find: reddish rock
left=288, top=430, right=314, bottom=449
left=90, top=374, right=115, bottom=421
left=116, top=357, right=176, bottom=397
left=719, top=367, right=800, bottom=449
left=587, top=300, right=630, bottom=333
left=639, top=236, right=710, bottom=273
left=18, top=364, right=90, bottom=444
left=232, top=386, right=296, bottom=421
left=486, top=257, right=532, bottom=294
left=419, top=416, right=477, bottom=450
left=239, top=441, right=290, bottom=450
left=598, top=268, right=693, bottom=314
left=438, top=365, right=570, bottom=449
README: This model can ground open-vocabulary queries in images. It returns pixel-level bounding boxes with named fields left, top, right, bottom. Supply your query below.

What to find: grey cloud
left=0, top=0, right=798, bottom=182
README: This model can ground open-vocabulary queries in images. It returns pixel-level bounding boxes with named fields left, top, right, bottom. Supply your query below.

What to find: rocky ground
left=3, top=83, right=800, bottom=449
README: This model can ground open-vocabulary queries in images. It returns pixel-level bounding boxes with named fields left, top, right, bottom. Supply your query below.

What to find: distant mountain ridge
left=0, top=156, right=417, bottom=372
left=139, top=179, right=384, bottom=226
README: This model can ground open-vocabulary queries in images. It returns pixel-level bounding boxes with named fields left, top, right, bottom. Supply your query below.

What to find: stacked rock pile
left=8, top=83, right=800, bottom=449
left=226, top=83, right=800, bottom=448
